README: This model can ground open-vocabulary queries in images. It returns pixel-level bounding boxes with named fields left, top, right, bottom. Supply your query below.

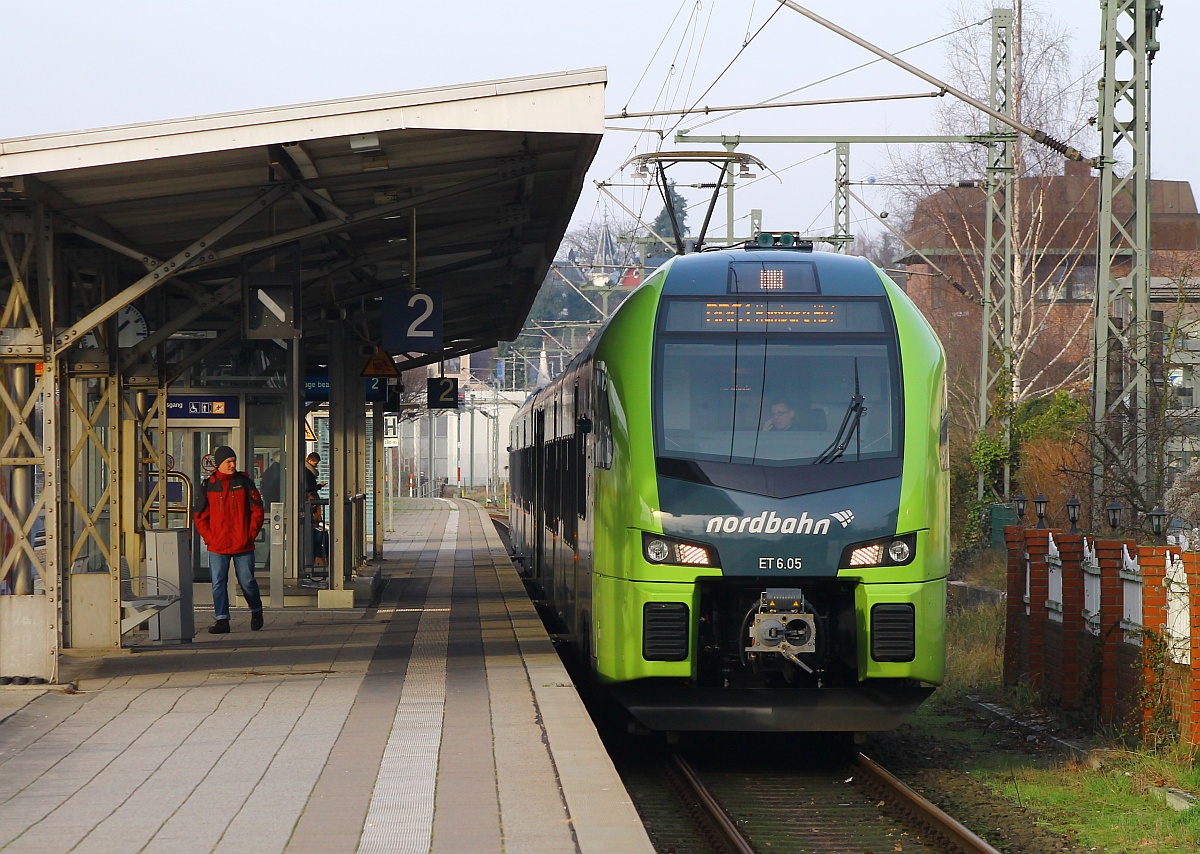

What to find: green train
left=509, top=240, right=948, bottom=731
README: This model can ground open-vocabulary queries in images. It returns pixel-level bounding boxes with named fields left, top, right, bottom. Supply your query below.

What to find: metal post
left=328, top=322, right=347, bottom=590
left=724, top=142, right=737, bottom=245
left=470, top=402, right=476, bottom=494
left=834, top=142, right=851, bottom=251
left=977, top=8, right=1015, bottom=501
left=427, top=409, right=435, bottom=496
left=1093, top=0, right=1159, bottom=498
left=372, top=404, right=383, bottom=559
left=493, top=385, right=501, bottom=503
left=10, top=364, right=33, bottom=595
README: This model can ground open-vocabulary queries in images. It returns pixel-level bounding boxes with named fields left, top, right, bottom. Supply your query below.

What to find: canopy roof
left=0, top=68, right=605, bottom=366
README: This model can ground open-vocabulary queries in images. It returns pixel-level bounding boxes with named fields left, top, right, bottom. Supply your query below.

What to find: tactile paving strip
left=359, top=508, right=458, bottom=853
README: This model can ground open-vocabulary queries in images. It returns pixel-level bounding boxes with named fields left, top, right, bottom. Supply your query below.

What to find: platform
left=0, top=498, right=652, bottom=853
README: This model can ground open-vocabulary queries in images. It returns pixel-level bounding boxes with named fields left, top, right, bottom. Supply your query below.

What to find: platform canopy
left=0, top=67, right=605, bottom=366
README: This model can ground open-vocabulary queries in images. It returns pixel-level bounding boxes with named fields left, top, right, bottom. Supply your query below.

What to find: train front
left=596, top=245, right=948, bottom=732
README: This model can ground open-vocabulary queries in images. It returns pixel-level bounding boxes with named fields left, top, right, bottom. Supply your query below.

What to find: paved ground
left=0, top=499, right=651, bottom=853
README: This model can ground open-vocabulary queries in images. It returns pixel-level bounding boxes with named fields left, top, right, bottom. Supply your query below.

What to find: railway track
left=660, top=747, right=1001, bottom=854
left=496, top=514, right=997, bottom=852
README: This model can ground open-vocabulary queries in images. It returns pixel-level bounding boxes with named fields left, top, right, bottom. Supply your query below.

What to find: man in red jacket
left=194, top=446, right=265, bottom=634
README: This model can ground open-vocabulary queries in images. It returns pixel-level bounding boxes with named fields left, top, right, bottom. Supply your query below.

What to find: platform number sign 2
left=384, top=290, right=443, bottom=353
left=427, top=377, right=459, bottom=410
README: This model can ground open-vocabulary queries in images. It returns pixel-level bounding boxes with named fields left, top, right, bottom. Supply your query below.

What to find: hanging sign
left=384, top=290, right=443, bottom=353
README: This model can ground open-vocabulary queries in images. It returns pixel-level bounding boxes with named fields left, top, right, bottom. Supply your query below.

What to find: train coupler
left=745, top=588, right=817, bottom=673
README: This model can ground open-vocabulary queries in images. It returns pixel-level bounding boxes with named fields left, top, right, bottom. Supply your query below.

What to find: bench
left=119, top=558, right=181, bottom=635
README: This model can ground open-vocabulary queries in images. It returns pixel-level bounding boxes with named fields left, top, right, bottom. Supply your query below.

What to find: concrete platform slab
left=0, top=498, right=651, bottom=853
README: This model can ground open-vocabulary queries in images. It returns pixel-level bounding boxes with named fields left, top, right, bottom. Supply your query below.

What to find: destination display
left=662, top=299, right=885, bottom=333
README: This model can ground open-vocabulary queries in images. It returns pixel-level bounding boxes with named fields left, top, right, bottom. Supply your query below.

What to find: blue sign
left=306, top=372, right=330, bottom=401
left=365, top=376, right=388, bottom=402
left=383, top=290, right=443, bottom=353
left=167, top=395, right=240, bottom=420
left=307, top=371, right=389, bottom=403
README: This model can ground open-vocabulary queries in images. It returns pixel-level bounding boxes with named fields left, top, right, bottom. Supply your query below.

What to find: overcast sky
left=2, top=0, right=1196, bottom=246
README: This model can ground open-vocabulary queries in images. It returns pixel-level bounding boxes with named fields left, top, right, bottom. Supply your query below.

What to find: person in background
left=762, top=397, right=826, bottom=432
left=304, top=452, right=328, bottom=566
left=762, top=399, right=798, bottom=431
left=194, top=446, right=265, bottom=634
left=304, top=452, right=325, bottom=497
left=260, top=451, right=282, bottom=506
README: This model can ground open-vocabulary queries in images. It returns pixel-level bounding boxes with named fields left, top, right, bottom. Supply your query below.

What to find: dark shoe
left=251, top=611, right=264, bottom=631
left=208, top=619, right=230, bottom=634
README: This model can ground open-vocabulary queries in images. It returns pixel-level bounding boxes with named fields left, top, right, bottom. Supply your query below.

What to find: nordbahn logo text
left=705, top=510, right=854, bottom=536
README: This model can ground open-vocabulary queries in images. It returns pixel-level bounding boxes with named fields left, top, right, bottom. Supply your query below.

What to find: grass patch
left=956, top=548, right=1008, bottom=590
left=924, top=600, right=1200, bottom=851
left=977, top=753, right=1200, bottom=852
left=931, top=600, right=1006, bottom=706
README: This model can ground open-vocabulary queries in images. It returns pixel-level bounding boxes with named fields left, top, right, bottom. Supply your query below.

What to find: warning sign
left=305, top=419, right=318, bottom=442
left=361, top=347, right=401, bottom=378
left=201, top=453, right=217, bottom=474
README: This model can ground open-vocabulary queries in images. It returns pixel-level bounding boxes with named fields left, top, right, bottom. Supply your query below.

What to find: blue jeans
left=209, top=551, right=263, bottom=620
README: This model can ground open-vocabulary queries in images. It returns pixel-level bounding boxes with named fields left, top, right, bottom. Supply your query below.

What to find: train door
left=567, top=378, right=581, bottom=640
left=549, top=397, right=561, bottom=605
left=532, top=408, right=545, bottom=586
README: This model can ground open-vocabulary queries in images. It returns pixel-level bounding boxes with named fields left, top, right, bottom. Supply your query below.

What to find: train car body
left=509, top=244, right=948, bottom=731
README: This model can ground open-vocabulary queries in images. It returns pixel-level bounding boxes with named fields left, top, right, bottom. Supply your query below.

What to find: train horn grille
left=642, top=602, right=690, bottom=661
left=870, top=603, right=916, bottom=662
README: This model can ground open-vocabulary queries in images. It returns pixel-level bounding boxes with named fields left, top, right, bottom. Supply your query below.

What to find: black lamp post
left=1014, top=493, right=1028, bottom=523
left=1065, top=496, right=1081, bottom=534
left=1034, top=493, right=1048, bottom=529
left=1148, top=506, right=1167, bottom=545
left=1105, top=500, right=1122, bottom=531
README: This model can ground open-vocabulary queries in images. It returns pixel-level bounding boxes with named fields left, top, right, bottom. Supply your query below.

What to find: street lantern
left=1066, top=496, right=1081, bottom=534
left=1034, top=494, right=1048, bottom=529
left=1105, top=500, right=1122, bottom=531
left=1014, top=493, right=1027, bottom=522
left=1148, top=506, right=1167, bottom=543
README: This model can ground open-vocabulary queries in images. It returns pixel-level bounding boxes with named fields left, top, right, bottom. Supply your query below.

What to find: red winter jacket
left=193, top=470, right=264, bottom=555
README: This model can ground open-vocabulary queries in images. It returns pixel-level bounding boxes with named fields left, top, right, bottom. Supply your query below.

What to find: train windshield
left=654, top=298, right=900, bottom=467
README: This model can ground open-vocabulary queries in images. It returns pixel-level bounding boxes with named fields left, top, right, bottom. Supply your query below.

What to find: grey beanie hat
left=212, top=445, right=237, bottom=467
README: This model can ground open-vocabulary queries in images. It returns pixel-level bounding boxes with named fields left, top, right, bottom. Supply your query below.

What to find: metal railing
left=301, top=498, right=329, bottom=589
left=348, top=492, right=368, bottom=573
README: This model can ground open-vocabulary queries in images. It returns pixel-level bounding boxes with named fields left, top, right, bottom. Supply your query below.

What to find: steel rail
left=856, top=752, right=1002, bottom=854
left=669, top=752, right=756, bottom=854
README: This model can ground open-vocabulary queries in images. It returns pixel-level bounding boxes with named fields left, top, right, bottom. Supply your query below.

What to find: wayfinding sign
left=427, top=377, right=459, bottom=410
left=167, top=395, right=240, bottom=421
left=384, top=290, right=443, bottom=353
left=306, top=371, right=389, bottom=403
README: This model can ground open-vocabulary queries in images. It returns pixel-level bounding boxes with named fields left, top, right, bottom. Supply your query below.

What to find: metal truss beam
left=189, top=162, right=537, bottom=275
left=54, top=183, right=293, bottom=354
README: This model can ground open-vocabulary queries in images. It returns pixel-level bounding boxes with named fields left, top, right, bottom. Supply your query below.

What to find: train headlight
left=642, top=532, right=719, bottom=567
left=887, top=539, right=912, bottom=563
left=646, top=538, right=671, bottom=562
left=840, top=533, right=917, bottom=569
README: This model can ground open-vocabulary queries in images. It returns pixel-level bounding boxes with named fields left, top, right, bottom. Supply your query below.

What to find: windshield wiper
left=814, top=358, right=866, bottom=465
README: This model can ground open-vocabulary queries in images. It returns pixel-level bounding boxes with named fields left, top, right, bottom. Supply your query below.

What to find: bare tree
left=887, top=0, right=1097, bottom=415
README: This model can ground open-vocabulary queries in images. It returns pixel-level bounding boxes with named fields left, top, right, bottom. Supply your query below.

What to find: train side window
left=595, top=368, right=613, bottom=470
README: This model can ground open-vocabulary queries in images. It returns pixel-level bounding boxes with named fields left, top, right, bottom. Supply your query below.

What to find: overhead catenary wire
left=772, top=0, right=1090, bottom=164
left=683, top=16, right=986, bottom=134
left=847, top=187, right=977, bottom=301
left=607, top=90, right=945, bottom=121
left=663, top=1, right=787, bottom=138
